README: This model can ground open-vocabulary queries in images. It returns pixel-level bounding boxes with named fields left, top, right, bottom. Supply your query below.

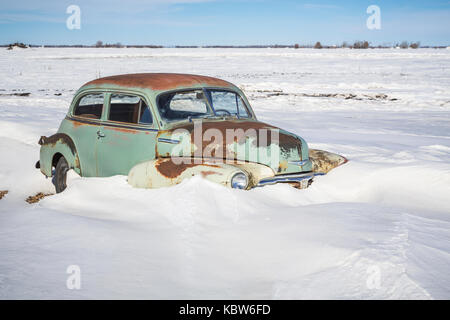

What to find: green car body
left=38, top=73, right=343, bottom=192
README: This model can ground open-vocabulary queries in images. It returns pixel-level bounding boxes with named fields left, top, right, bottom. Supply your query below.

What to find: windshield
left=157, top=89, right=251, bottom=122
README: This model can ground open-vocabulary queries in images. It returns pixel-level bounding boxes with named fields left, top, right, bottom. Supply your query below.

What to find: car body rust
left=155, top=158, right=220, bottom=179
left=83, top=73, right=235, bottom=91
left=165, top=119, right=302, bottom=159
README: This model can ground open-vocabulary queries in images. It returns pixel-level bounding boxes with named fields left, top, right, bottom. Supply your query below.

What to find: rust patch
left=278, top=160, right=289, bottom=173
left=287, top=179, right=313, bottom=189
left=83, top=73, right=235, bottom=91
left=39, top=133, right=77, bottom=155
left=155, top=132, right=161, bottom=157
left=74, top=157, right=80, bottom=169
left=279, top=160, right=288, bottom=170
left=174, top=119, right=276, bottom=133
left=71, top=119, right=89, bottom=128
left=108, top=127, right=138, bottom=134
left=200, top=170, right=221, bottom=177
left=170, top=119, right=301, bottom=158
left=277, top=132, right=302, bottom=155
left=0, top=190, right=8, bottom=200
left=25, top=192, right=53, bottom=204
left=155, top=159, right=198, bottom=179
left=155, top=158, right=220, bottom=179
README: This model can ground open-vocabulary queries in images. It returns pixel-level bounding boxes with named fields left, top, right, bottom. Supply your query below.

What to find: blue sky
left=1, top=0, right=449, bottom=46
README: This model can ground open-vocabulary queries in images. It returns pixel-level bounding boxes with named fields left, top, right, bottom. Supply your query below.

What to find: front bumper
left=256, top=171, right=317, bottom=188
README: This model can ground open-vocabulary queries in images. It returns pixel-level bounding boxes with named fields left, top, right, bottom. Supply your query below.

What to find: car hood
left=156, top=119, right=311, bottom=174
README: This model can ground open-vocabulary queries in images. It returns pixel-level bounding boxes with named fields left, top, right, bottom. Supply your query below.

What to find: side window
left=73, top=93, right=104, bottom=119
left=169, top=91, right=208, bottom=113
left=109, top=94, right=152, bottom=125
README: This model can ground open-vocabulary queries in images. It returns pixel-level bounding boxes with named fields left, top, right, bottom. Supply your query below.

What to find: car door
left=65, top=92, right=106, bottom=177
left=96, top=92, right=158, bottom=177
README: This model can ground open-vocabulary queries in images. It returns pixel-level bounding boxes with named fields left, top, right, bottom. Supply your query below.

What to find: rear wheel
left=54, top=157, right=69, bottom=193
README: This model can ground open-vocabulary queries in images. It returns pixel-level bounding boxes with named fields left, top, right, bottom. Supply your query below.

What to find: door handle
left=97, top=130, right=105, bottom=139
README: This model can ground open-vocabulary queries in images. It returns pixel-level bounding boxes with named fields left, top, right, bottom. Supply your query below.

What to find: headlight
left=231, top=172, right=248, bottom=189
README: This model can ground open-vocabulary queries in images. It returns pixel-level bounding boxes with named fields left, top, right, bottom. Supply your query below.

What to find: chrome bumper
left=256, top=172, right=316, bottom=188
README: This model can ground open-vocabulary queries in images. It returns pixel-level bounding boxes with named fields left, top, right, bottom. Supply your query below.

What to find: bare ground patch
left=245, top=89, right=398, bottom=101
left=0, top=190, right=8, bottom=200
left=0, top=92, right=30, bottom=96
left=25, top=192, right=54, bottom=204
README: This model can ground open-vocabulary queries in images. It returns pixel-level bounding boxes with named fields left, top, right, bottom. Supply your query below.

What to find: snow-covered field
left=0, top=48, right=449, bottom=299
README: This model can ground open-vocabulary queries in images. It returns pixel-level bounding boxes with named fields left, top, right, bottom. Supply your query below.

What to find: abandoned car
left=36, top=73, right=347, bottom=193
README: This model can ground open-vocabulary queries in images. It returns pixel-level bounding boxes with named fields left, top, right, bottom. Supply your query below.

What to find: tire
left=54, top=157, right=69, bottom=193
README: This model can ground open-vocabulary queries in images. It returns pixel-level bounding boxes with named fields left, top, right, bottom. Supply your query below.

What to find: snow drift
left=0, top=48, right=449, bottom=299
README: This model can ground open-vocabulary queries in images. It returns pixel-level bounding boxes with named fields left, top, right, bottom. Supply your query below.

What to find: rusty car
left=36, top=73, right=347, bottom=193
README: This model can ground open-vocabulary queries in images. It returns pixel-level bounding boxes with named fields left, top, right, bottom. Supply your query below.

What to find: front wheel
left=54, top=157, right=69, bottom=193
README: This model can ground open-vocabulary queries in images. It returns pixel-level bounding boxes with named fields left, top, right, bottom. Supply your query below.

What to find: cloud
left=0, top=0, right=217, bottom=25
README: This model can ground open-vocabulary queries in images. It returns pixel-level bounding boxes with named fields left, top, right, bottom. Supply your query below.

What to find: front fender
left=309, top=149, right=348, bottom=173
left=128, top=157, right=250, bottom=189
left=39, top=133, right=81, bottom=177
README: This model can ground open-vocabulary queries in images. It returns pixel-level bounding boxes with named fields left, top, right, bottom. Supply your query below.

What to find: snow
left=0, top=48, right=449, bottom=299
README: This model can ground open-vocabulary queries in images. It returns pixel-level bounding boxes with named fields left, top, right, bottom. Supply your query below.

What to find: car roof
left=81, top=73, right=236, bottom=92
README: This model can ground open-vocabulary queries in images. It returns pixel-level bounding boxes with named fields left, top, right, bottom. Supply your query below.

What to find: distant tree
left=294, top=43, right=299, bottom=49
left=7, top=42, right=28, bottom=50
left=353, top=41, right=369, bottom=49
left=410, top=42, right=420, bottom=49
left=95, top=40, right=103, bottom=47
left=314, top=41, right=323, bottom=49
left=400, top=41, right=409, bottom=49
left=342, top=41, right=349, bottom=48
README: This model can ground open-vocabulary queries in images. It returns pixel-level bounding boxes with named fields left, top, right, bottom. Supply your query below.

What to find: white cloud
left=0, top=0, right=216, bottom=24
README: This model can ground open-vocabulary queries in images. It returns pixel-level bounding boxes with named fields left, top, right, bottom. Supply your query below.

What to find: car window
left=209, top=91, right=249, bottom=118
left=157, top=90, right=212, bottom=122
left=109, top=94, right=152, bottom=125
left=73, top=93, right=104, bottom=119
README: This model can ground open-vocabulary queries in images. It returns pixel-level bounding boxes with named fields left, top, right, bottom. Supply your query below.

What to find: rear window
left=73, top=93, right=104, bottom=119
left=109, top=94, right=152, bottom=125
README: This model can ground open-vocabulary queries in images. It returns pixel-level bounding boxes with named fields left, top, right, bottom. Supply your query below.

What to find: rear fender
left=39, top=133, right=81, bottom=177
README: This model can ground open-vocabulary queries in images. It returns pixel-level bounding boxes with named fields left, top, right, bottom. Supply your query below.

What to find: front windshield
left=157, top=89, right=250, bottom=122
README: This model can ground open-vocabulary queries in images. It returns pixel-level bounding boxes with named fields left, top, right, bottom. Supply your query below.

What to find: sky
left=0, top=0, right=449, bottom=46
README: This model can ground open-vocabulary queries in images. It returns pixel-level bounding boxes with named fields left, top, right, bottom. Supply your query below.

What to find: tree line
left=2, top=40, right=437, bottom=49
